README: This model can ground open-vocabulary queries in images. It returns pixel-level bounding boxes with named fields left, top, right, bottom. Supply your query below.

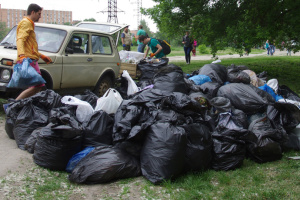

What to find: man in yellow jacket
left=16, top=3, right=52, bottom=100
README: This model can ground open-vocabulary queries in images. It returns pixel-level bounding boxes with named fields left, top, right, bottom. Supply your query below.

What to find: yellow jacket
left=17, top=17, right=41, bottom=61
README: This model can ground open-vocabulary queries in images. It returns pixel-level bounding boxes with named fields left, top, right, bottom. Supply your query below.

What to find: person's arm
left=182, top=36, right=185, bottom=44
left=16, top=22, right=30, bottom=60
left=153, top=44, right=163, bottom=57
left=121, top=33, right=125, bottom=46
left=144, top=46, right=150, bottom=58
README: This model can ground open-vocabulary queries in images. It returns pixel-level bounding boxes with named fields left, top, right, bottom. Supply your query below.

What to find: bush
left=198, top=44, right=210, bottom=54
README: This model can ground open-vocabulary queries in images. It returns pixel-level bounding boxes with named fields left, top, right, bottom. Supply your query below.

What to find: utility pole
left=99, top=0, right=124, bottom=23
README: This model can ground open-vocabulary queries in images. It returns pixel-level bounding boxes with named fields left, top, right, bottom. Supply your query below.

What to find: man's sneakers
left=3, top=103, right=9, bottom=114
left=2, top=99, right=17, bottom=114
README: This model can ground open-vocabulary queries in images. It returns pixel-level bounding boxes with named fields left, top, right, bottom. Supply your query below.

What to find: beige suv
left=0, top=22, right=127, bottom=96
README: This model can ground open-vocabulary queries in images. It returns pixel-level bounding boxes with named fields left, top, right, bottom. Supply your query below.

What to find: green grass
left=117, top=45, right=265, bottom=57
left=171, top=56, right=300, bottom=95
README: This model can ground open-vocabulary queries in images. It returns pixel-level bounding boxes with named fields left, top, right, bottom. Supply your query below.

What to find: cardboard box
left=119, top=63, right=139, bottom=78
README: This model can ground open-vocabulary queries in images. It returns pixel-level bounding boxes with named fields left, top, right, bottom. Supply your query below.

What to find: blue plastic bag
left=66, top=146, right=95, bottom=173
left=7, top=58, right=46, bottom=89
left=259, top=84, right=283, bottom=102
left=188, top=74, right=212, bottom=85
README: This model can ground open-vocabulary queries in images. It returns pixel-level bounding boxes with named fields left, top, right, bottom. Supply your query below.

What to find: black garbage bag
left=247, top=116, right=284, bottom=163
left=24, top=127, right=41, bottom=154
left=5, top=90, right=62, bottom=142
left=113, top=89, right=168, bottom=143
left=211, top=112, right=253, bottom=171
left=199, top=82, right=221, bottom=100
left=210, top=97, right=232, bottom=113
left=153, top=64, right=188, bottom=94
left=227, top=64, right=250, bottom=84
left=210, top=97, right=248, bottom=129
left=217, top=83, right=274, bottom=114
left=137, top=58, right=169, bottom=84
left=282, top=132, right=300, bottom=151
left=141, top=122, right=186, bottom=184
left=69, top=144, right=141, bottom=184
left=160, top=92, right=205, bottom=117
left=156, top=109, right=187, bottom=125
left=198, top=64, right=227, bottom=85
left=115, top=76, right=129, bottom=100
left=13, top=102, right=49, bottom=150
left=267, top=103, right=300, bottom=132
left=82, top=110, right=114, bottom=147
left=74, top=89, right=99, bottom=108
left=33, top=124, right=82, bottom=171
left=49, top=106, right=81, bottom=129
left=183, top=123, right=212, bottom=172
left=189, top=92, right=210, bottom=107
left=5, top=117, right=14, bottom=139
left=277, top=85, right=300, bottom=102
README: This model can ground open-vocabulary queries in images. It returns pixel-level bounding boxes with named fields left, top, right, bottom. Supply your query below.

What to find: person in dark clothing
left=182, top=31, right=193, bottom=64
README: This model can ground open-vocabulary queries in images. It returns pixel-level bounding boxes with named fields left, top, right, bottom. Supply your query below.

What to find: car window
left=77, top=24, right=121, bottom=33
left=67, top=33, right=89, bottom=54
left=92, top=35, right=112, bottom=55
left=36, top=27, right=67, bottom=53
left=0, top=26, right=66, bottom=53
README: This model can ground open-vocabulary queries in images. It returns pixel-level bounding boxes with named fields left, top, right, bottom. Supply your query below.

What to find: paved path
left=169, top=50, right=300, bottom=62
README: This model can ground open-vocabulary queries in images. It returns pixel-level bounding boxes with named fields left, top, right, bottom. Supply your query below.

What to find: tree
left=63, top=22, right=72, bottom=26
left=142, top=0, right=300, bottom=56
left=83, top=18, right=96, bottom=22
left=0, top=22, right=10, bottom=41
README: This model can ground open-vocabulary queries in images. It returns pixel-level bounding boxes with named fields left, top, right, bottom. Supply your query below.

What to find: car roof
left=35, top=23, right=112, bottom=36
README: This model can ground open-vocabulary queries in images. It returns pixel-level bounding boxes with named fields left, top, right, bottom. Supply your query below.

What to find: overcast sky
left=0, top=0, right=158, bottom=32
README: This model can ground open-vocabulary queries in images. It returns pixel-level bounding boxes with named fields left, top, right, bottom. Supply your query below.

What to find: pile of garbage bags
left=5, top=63, right=300, bottom=185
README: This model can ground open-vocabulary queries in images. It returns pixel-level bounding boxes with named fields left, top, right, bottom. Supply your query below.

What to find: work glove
left=122, top=44, right=126, bottom=47
left=41, top=54, right=52, bottom=64
left=131, top=43, right=133, bottom=46
left=150, top=53, right=155, bottom=58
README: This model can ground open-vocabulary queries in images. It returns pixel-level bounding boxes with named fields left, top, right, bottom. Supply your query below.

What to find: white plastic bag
left=61, top=96, right=94, bottom=123
left=94, top=88, right=123, bottom=114
left=122, top=70, right=140, bottom=95
left=267, top=79, right=279, bottom=93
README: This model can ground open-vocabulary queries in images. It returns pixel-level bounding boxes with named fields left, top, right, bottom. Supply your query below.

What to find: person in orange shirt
left=16, top=3, right=52, bottom=100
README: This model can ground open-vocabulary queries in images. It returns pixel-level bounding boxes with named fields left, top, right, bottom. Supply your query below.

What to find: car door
left=61, top=32, right=97, bottom=88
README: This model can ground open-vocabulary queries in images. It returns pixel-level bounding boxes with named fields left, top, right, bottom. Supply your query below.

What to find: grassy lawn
left=118, top=45, right=265, bottom=57
left=0, top=56, right=300, bottom=199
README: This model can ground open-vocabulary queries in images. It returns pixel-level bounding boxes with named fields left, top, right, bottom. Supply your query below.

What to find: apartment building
left=0, top=4, right=72, bottom=28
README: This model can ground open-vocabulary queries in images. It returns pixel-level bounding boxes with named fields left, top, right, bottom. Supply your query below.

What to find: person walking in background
left=192, top=38, right=197, bottom=56
left=182, top=31, right=193, bottom=64
left=135, top=25, right=147, bottom=53
left=265, top=40, right=270, bottom=55
left=269, top=40, right=275, bottom=56
left=121, top=26, right=132, bottom=51
left=15, top=3, right=52, bottom=100
left=138, top=35, right=165, bottom=59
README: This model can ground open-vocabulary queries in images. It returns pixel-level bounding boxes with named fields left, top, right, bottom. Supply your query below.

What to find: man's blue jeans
left=138, top=44, right=146, bottom=53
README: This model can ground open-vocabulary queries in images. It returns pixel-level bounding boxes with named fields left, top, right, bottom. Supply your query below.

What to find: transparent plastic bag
left=95, top=88, right=123, bottom=114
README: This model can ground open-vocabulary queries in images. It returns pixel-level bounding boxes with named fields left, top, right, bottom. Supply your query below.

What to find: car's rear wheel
left=94, top=76, right=113, bottom=97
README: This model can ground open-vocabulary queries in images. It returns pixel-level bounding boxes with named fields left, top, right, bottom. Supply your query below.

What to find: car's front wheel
left=94, top=76, right=114, bottom=97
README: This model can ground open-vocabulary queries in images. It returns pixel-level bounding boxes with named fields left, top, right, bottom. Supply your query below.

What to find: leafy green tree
left=83, top=18, right=96, bottom=22
left=63, top=22, right=72, bottom=26
left=0, top=22, right=10, bottom=41
left=142, top=0, right=300, bottom=56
